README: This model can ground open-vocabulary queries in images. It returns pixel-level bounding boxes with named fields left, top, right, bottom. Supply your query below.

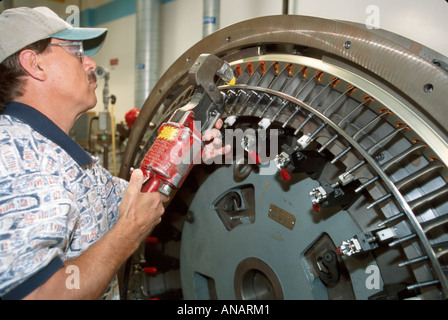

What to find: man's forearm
left=24, top=219, right=140, bottom=300
left=23, top=169, right=167, bottom=300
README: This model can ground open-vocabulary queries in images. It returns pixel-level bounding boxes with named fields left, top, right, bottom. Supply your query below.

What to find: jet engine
left=119, top=15, right=448, bottom=300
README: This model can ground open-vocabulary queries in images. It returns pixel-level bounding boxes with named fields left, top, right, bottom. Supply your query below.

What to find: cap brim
left=52, top=27, right=108, bottom=57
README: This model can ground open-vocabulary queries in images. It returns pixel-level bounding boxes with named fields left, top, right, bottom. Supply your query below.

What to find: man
left=0, top=7, right=225, bottom=300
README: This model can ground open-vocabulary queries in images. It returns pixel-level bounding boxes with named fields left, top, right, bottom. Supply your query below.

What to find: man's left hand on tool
left=202, top=118, right=231, bottom=163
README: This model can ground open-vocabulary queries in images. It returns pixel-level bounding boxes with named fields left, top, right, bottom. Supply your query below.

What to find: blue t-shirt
left=0, top=102, right=128, bottom=299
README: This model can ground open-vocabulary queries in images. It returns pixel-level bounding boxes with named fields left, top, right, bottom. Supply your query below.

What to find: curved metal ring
left=120, top=15, right=448, bottom=179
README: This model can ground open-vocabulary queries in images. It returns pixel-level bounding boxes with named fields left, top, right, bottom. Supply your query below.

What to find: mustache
left=88, top=72, right=97, bottom=83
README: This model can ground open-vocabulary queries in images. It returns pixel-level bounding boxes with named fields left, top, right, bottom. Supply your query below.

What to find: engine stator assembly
left=119, top=15, right=448, bottom=300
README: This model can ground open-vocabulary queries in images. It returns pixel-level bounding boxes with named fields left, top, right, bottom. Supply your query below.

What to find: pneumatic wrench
left=138, top=54, right=235, bottom=196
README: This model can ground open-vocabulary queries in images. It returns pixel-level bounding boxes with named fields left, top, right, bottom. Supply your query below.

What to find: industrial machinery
left=138, top=54, right=235, bottom=195
left=119, top=15, right=448, bottom=300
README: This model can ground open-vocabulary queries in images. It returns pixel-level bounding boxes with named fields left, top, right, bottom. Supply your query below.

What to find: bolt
left=185, top=210, right=195, bottom=223
left=374, top=152, right=385, bottom=162
left=323, top=250, right=336, bottom=263
left=423, top=83, right=434, bottom=93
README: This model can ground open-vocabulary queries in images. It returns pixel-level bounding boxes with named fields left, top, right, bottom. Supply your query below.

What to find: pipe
left=135, top=0, right=160, bottom=110
left=203, top=0, right=220, bottom=38
left=0, top=0, right=13, bottom=10
left=283, top=0, right=289, bottom=14
left=110, top=96, right=117, bottom=176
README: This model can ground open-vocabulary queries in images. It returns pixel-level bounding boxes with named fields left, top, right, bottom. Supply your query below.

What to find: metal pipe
left=249, top=93, right=266, bottom=115
left=318, top=134, right=338, bottom=153
left=355, top=176, right=378, bottom=193
left=308, top=123, right=326, bottom=142
left=237, top=91, right=256, bottom=115
left=0, top=0, right=13, bottom=10
left=271, top=100, right=289, bottom=122
left=399, top=255, right=428, bottom=267
left=282, top=106, right=302, bottom=128
left=203, top=0, right=220, bottom=38
left=331, top=146, right=351, bottom=164
left=389, top=233, right=417, bottom=247
left=377, top=212, right=405, bottom=227
left=294, top=113, right=313, bottom=135
left=135, top=0, right=161, bottom=110
left=366, top=193, right=392, bottom=210
left=282, top=0, right=289, bottom=15
left=407, top=280, right=440, bottom=291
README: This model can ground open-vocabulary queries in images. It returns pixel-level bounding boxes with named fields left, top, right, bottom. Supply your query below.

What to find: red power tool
left=138, top=54, right=235, bottom=196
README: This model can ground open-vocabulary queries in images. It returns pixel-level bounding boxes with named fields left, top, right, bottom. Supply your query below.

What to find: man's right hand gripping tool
left=138, top=54, right=235, bottom=196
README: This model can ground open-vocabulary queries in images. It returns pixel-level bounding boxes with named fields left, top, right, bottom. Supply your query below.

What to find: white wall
left=90, top=14, right=136, bottom=121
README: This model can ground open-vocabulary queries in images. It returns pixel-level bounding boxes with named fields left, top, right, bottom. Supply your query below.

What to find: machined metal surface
left=120, top=15, right=448, bottom=300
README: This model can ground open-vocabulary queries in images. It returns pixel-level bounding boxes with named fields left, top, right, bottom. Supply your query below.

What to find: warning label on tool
left=158, top=126, right=179, bottom=141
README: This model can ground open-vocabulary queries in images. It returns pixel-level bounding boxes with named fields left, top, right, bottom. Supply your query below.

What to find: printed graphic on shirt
left=0, top=115, right=128, bottom=299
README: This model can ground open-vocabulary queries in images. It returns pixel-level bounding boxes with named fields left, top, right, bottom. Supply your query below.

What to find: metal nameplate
left=268, top=204, right=296, bottom=230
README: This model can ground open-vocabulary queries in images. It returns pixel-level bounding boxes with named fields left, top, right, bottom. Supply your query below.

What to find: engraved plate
left=268, top=204, right=296, bottom=230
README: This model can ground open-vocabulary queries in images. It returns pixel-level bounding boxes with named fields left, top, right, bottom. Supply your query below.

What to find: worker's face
left=44, top=38, right=98, bottom=115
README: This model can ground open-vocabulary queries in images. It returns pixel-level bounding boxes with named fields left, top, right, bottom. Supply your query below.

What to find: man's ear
left=18, top=49, right=47, bottom=81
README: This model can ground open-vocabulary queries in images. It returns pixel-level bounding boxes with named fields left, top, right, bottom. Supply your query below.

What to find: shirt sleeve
left=0, top=135, right=77, bottom=298
left=1, top=257, right=65, bottom=300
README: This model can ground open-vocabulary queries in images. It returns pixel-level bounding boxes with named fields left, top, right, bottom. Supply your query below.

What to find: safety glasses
left=48, top=41, right=84, bottom=62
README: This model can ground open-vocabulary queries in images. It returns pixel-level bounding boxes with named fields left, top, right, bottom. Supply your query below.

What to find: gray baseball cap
left=0, top=6, right=108, bottom=63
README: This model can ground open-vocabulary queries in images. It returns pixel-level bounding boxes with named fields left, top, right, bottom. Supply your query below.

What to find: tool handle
left=141, top=175, right=161, bottom=193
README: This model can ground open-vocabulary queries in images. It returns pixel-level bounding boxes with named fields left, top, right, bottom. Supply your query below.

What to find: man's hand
left=117, top=168, right=169, bottom=245
left=202, top=118, right=231, bottom=163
